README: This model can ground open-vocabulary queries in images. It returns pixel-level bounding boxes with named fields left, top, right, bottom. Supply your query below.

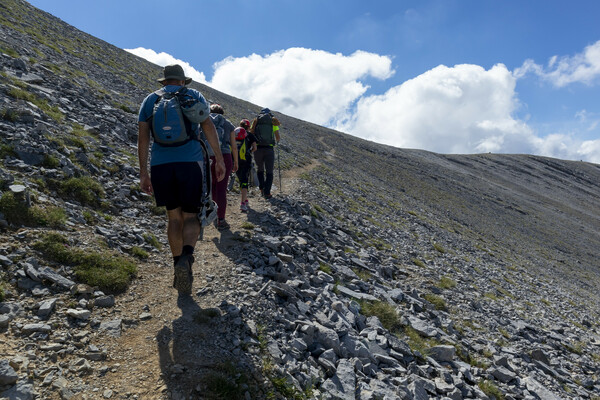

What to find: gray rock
left=0, top=314, right=10, bottom=330
left=388, top=288, right=404, bottom=302
left=36, top=266, right=75, bottom=290
left=428, top=345, right=455, bottom=363
left=530, top=348, right=551, bottom=365
left=320, top=359, right=356, bottom=400
left=314, top=322, right=342, bottom=355
left=489, top=366, right=516, bottom=383
left=408, top=377, right=431, bottom=400
left=37, top=298, right=58, bottom=319
left=336, top=285, right=378, bottom=301
left=94, top=295, right=115, bottom=308
left=523, top=377, right=562, bottom=400
left=0, top=359, right=18, bottom=385
left=407, top=316, right=439, bottom=337
left=66, top=308, right=91, bottom=320
left=0, top=380, right=35, bottom=400
left=99, top=319, right=122, bottom=337
left=21, top=323, right=51, bottom=335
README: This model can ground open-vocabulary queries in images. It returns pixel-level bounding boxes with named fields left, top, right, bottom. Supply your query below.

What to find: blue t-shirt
left=138, top=85, right=209, bottom=166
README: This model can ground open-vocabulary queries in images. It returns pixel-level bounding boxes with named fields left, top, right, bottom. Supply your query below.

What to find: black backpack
left=254, top=112, right=275, bottom=146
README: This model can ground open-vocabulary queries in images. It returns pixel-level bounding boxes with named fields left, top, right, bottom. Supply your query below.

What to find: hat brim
left=158, top=77, right=193, bottom=85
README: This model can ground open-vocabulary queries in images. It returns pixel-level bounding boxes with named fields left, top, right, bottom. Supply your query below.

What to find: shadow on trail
left=156, top=294, right=259, bottom=399
left=210, top=196, right=291, bottom=266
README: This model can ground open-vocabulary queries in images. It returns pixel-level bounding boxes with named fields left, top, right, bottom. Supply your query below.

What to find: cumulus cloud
left=336, top=64, right=535, bottom=153
left=125, top=47, right=207, bottom=84
left=126, top=46, right=600, bottom=163
left=334, top=63, right=600, bottom=163
left=514, top=40, right=600, bottom=87
left=578, top=139, right=600, bottom=163
left=208, top=48, right=394, bottom=125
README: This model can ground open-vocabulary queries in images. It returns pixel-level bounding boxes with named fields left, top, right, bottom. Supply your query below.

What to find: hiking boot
left=173, top=254, right=194, bottom=295
left=240, top=202, right=248, bottom=212
left=264, top=193, right=273, bottom=200
left=217, top=219, right=230, bottom=230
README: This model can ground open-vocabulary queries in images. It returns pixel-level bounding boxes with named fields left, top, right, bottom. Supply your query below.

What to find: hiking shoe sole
left=217, top=219, right=230, bottom=230
left=173, top=255, right=193, bottom=295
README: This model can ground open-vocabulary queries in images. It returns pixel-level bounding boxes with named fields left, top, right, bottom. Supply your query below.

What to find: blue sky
left=27, top=0, right=600, bottom=162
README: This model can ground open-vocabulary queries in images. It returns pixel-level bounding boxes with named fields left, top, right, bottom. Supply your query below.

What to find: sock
left=182, top=245, right=194, bottom=256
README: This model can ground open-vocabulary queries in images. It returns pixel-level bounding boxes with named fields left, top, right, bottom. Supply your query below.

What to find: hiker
left=137, top=64, right=226, bottom=295
left=203, top=104, right=238, bottom=230
left=234, top=119, right=257, bottom=212
left=249, top=108, right=280, bottom=199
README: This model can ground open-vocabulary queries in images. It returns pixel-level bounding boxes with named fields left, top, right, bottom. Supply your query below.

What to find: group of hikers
left=137, top=64, right=280, bottom=295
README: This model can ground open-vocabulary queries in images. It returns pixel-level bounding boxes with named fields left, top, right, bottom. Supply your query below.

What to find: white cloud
left=125, top=47, right=207, bottom=84
left=334, top=63, right=600, bottom=163
left=514, top=40, right=600, bottom=87
left=126, top=46, right=600, bottom=163
left=208, top=48, right=394, bottom=125
left=578, top=139, right=600, bottom=163
left=336, top=64, right=536, bottom=154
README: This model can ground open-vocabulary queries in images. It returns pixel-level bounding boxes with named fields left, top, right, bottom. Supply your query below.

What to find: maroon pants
left=210, top=154, right=233, bottom=220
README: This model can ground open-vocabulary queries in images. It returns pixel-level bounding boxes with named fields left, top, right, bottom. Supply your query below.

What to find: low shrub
left=130, top=246, right=149, bottom=260
left=33, top=232, right=137, bottom=293
left=200, top=361, right=249, bottom=400
left=439, top=276, right=457, bottom=289
left=53, top=176, right=105, bottom=207
left=0, top=192, right=66, bottom=228
left=359, top=300, right=401, bottom=332
left=424, top=293, right=448, bottom=311
left=478, top=380, right=504, bottom=400
left=143, top=233, right=161, bottom=249
left=240, top=221, right=255, bottom=230
left=0, top=281, right=6, bottom=302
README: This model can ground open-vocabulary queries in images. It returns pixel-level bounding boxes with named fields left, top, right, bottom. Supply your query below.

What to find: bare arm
left=230, top=130, right=238, bottom=172
left=201, top=118, right=226, bottom=182
left=138, top=121, right=153, bottom=194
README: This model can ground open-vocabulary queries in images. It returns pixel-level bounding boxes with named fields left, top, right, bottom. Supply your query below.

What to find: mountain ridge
left=0, top=1, right=599, bottom=399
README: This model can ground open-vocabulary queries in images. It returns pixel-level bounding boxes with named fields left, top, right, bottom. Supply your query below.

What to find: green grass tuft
left=423, top=293, right=447, bottom=311
left=143, top=233, right=161, bottom=249
left=318, top=262, right=332, bottom=274
left=359, top=300, right=401, bottom=332
left=53, top=176, right=105, bottom=207
left=439, top=276, right=457, bottom=289
left=478, top=380, right=505, bottom=400
left=33, top=232, right=137, bottom=293
left=411, top=258, right=426, bottom=268
left=0, top=281, right=6, bottom=302
left=200, top=361, right=249, bottom=400
left=130, top=246, right=149, bottom=260
left=0, top=192, right=66, bottom=228
left=240, top=221, right=255, bottom=230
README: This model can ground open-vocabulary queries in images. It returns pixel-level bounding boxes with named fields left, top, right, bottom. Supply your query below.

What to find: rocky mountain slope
left=1, top=1, right=599, bottom=399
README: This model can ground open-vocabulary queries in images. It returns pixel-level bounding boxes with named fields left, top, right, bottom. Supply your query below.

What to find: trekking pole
left=277, top=144, right=282, bottom=193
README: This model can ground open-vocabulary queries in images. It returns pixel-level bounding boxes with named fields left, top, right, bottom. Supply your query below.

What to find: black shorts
left=151, top=162, right=204, bottom=212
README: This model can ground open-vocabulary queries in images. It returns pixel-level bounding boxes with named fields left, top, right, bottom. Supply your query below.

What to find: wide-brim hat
left=158, top=64, right=192, bottom=85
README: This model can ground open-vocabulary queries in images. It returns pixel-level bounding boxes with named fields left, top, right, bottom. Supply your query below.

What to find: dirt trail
left=78, top=160, right=327, bottom=399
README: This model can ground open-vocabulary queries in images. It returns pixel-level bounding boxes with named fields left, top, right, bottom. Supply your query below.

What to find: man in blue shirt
left=138, top=64, right=225, bottom=296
